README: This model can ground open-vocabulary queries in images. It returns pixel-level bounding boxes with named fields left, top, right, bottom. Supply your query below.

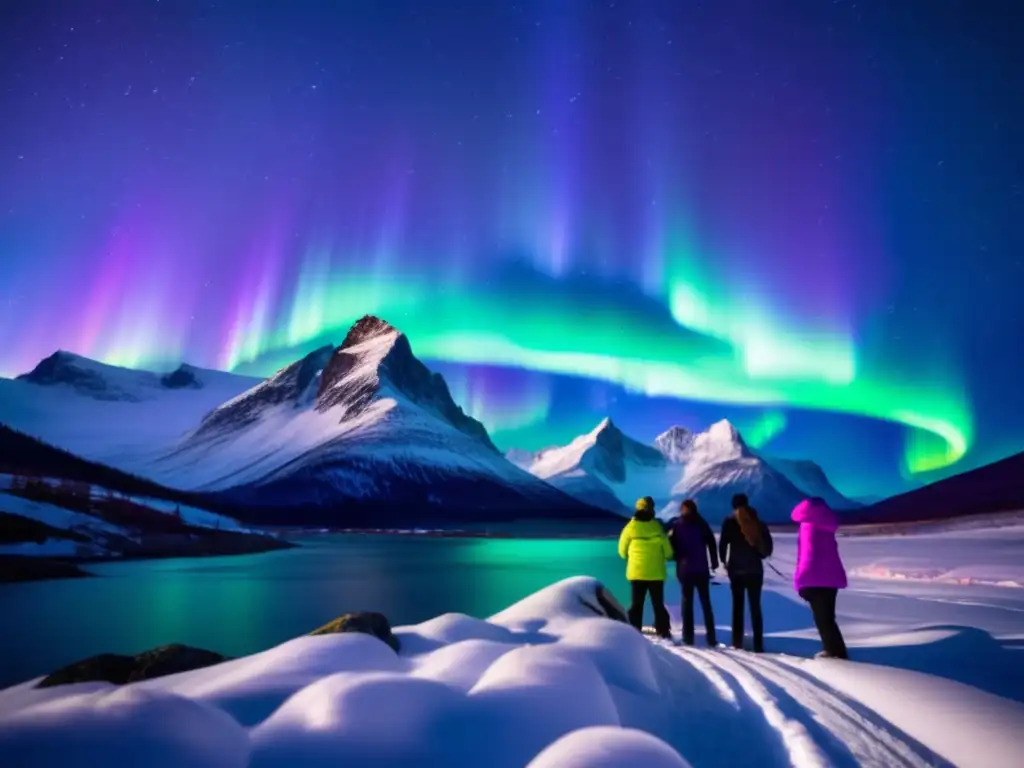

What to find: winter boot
left=815, top=650, right=848, bottom=660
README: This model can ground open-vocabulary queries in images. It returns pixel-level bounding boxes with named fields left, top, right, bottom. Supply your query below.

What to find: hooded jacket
left=618, top=501, right=673, bottom=582
left=792, top=498, right=848, bottom=590
left=668, top=512, right=718, bottom=579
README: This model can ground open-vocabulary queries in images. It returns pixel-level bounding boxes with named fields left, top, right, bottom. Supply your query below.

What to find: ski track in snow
left=662, top=643, right=941, bottom=768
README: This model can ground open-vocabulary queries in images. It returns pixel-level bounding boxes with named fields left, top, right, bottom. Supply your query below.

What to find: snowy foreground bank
left=1, top=576, right=1023, bottom=768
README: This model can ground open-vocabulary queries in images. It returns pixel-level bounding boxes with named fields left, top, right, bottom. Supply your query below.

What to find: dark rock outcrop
left=309, top=611, right=400, bottom=652
left=194, top=345, right=335, bottom=435
left=16, top=351, right=138, bottom=402
left=315, top=315, right=497, bottom=451
left=0, top=555, right=93, bottom=583
left=37, top=643, right=230, bottom=688
left=595, top=584, right=628, bottom=623
left=577, top=582, right=629, bottom=623
left=160, top=365, right=202, bottom=390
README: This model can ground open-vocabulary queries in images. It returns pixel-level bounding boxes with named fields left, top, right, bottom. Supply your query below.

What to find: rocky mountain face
left=515, top=417, right=855, bottom=523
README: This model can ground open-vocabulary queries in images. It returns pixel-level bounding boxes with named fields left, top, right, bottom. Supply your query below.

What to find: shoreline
left=273, top=527, right=620, bottom=540
left=0, top=533, right=296, bottom=584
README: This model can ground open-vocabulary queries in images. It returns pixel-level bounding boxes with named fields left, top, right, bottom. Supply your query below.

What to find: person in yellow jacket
left=618, top=496, right=674, bottom=638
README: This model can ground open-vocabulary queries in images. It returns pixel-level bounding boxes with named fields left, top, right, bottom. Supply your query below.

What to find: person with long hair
left=618, top=496, right=674, bottom=639
left=667, top=499, right=719, bottom=646
left=792, top=497, right=849, bottom=659
left=719, top=493, right=773, bottom=652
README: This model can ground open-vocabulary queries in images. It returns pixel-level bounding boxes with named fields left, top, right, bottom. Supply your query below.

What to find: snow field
left=1, top=576, right=1023, bottom=767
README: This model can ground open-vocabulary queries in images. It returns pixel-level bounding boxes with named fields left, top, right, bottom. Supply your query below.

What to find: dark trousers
left=799, top=587, right=848, bottom=659
left=681, top=573, right=717, bottom=646
left=628, top=580, right=671, bottom=637
left=729, top=574, right=764, bottom=651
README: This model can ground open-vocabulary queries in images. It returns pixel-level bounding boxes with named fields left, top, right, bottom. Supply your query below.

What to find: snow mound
left=0, top=685, right=250, bottom=768
left=526, top=726, right=694, bottom=768
left=2, top=575, right=1023, bottom=767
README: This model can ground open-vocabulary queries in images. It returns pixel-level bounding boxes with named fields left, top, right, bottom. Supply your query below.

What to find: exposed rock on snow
left=309, top=612, right=400, bottom=653
left=654, top=426, right=695, bottom=464
left=38, top=644, right=230, bottom=689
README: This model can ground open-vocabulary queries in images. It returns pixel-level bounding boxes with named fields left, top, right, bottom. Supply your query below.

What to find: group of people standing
left=616, top=493, right=849, bottom=659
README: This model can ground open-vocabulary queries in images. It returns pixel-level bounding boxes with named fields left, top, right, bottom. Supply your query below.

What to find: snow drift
left=1, top=575, right=1021, bottom=767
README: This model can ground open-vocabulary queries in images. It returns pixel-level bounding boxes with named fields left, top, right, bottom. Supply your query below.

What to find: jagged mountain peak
left=160, top=363, right=204, bottom=390
left=690, top=419, right=750, bottom=464
left=340, top=314, right=398, bottom=349
left=194, top=316, right=496, bottom=453
left=655, top=425, right=695, bottom=463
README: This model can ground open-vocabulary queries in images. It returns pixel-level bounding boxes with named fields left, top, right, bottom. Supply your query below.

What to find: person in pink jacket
left=792, top=497, right=849, bottom=659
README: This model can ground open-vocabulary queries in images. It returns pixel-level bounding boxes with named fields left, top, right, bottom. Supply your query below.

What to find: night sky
left=1, top=0, right=1022, bottom=500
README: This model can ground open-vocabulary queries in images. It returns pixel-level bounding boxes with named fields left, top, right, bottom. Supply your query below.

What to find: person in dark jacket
left=667, top=499, right=719, bottom=646
left=719, top=493, right=773, bottom=652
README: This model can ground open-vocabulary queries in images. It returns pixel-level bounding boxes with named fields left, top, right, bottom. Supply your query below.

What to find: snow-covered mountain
left=517, top=419, right=677, bottom=515
left=514, top=418, right=854, bottom=523
left=659, top=419, right=818, bottom=523
left=765, top=456, right=861, bottom=510
left=14, top=350, right=251, bottom=402
left=141, top=316, right=613, bottom=526
left=0, top=351, right=261, bottom=464
left=653, top=426, right=695, bottom=463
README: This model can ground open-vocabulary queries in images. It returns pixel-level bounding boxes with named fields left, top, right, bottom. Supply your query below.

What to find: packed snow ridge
left=1, top=576, right=1022, bottom=767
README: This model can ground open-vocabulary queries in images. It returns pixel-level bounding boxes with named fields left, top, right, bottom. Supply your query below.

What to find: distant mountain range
left=1, top=317, right=616, bottom=528
left=844, top=448, right=1024, bottom=525
left=509, top=418, right=857, bottom=523
left=9, top=314, right=1015, bottom=530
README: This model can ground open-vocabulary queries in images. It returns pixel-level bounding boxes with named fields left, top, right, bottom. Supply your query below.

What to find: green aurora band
left=224, top=256, right=973, bottom=476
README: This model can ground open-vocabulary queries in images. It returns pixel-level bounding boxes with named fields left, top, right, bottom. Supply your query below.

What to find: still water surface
left=0, top=535, right=640, bottom=687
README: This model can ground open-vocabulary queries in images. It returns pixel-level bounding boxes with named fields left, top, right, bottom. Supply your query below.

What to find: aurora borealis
left=1, top=1, right=1022, bottom=499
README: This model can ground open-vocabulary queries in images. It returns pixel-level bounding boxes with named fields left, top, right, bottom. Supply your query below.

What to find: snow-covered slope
left=516, top=419, right=819, bottom=523
left=522, top=419, right=677, bottom=514
left=1, top=575, right=1021, bottom=767
left=0, top=352, right=261, bottom=466
left=765, top=456, right=859, bottom=510
left=654, top=426, right=695, bottom=463
left=660, top=420, right=814, bottom=523
left=0, top=473, right=283, bottom=561
left=139, top=316, right=610, bottom=525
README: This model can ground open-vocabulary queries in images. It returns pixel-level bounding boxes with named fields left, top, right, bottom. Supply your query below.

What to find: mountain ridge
left=514, top=417, right=855, bottom=523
